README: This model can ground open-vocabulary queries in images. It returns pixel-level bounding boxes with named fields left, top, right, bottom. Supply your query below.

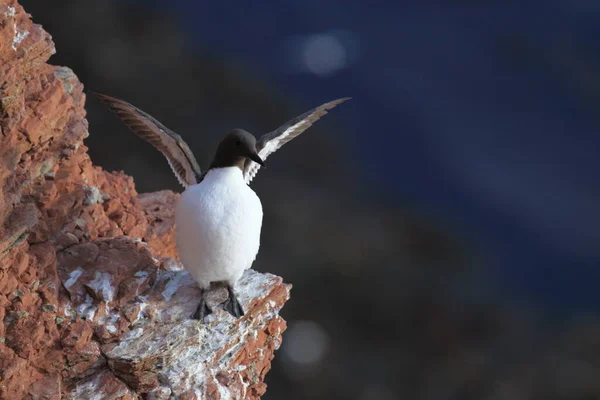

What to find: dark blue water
left=130, top=0, right=600, bottom=313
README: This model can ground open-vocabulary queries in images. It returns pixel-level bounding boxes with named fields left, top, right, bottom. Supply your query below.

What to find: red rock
left=63, top=341, right=102, bottom=380
left=66, top=369, right=134, bottom=399
left=0, top=1, right=290, bottom=398
left=0, top=273, right=19, bottom=296
left=61, top=321, right=93, bottom=351
left=28, top=374, right=61, bottom=400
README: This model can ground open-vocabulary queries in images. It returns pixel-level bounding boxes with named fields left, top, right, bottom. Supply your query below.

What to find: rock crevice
left=0, top=2, right=289, bottom=399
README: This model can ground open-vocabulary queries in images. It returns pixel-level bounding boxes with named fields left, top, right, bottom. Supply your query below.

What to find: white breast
left=174, top=167, right=263, bottom=288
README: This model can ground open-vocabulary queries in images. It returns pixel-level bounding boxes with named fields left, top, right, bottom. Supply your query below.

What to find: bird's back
left=175, top=167, right=263, bottom=286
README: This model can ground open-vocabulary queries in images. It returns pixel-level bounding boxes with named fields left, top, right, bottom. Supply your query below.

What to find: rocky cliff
left=0, top=1, right=290, bottom=399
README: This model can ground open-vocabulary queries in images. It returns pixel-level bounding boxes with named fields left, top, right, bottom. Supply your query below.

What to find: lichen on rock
left=0, top=1, right=290, bottom=399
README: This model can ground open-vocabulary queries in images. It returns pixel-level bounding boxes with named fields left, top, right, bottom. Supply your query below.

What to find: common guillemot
left=96, top=93, right=349, bottom=320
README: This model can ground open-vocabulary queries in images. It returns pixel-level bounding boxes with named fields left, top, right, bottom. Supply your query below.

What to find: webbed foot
left=223, top=285, right=244, bottom=318
left=192, top=290, right=212, bottom=320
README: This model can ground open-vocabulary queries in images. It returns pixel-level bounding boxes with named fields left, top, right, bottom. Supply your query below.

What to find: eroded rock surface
left=0, top=1, right=289, bottom=398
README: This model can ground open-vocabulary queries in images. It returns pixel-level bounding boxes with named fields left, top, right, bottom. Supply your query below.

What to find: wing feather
left=95, top=93, right=202, bottom=187
left=243, top=97, right=350, bottom=184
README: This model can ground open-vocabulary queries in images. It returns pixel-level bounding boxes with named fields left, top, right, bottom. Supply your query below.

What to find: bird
left=95, top=93, right=350, bottom=320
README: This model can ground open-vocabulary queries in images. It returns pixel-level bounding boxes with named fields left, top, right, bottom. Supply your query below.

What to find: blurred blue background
left=129, top=0, right=600, bottom=312
left=21, top=0, right=600, bottom=398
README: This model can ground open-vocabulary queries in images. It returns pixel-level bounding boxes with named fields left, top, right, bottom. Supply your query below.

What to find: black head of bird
left=210, top=129, right=265, bottom=169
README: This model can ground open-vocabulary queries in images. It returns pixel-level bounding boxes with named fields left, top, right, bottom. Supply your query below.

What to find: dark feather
left=94, top=93, right=202, bottom=187
left=243, top=97, right=350, bottom=184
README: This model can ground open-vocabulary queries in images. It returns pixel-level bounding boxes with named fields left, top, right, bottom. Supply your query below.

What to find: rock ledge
left=0, top=2, right=290, bottom=399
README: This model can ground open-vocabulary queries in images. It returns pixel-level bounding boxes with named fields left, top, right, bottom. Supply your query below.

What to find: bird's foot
left=223, top=285, right=244, bottom=318
left=191, top=291, right=212, bottom=320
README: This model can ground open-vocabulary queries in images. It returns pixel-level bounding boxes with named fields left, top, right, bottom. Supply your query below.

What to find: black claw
left=192, top=290, right=212, bottom=320
left=223, top=285, right=244, bottom=318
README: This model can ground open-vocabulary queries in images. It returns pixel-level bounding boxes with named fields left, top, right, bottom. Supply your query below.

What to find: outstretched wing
left=243, top=97, right=350, bottom=184
left=95, top=93, right=202, bottom=187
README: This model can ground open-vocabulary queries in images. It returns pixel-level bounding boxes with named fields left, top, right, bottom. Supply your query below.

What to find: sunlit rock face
left=0, top=2, right=290, bottom=398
